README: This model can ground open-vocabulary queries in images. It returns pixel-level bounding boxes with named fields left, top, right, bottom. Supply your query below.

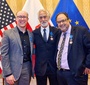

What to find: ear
left=69, top=19, right=71, bottom=23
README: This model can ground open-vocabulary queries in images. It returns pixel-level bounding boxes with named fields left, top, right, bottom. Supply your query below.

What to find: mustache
left=41, top=21, right=47, bottom=24
left=41, top=22, right=48, bottom=27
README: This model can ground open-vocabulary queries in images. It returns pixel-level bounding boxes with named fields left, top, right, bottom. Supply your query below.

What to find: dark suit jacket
left=33, top=26, right=59, bottom=76
left=57, top=26, right=90, bottom=76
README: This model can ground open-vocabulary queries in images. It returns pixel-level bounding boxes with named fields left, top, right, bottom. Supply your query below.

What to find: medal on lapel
left=50, top=32, right=54, bottom=41
left=69, top=35, right=73, bottom=44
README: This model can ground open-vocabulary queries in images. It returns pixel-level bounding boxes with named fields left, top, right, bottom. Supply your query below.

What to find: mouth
left=20, top=21, right=26, bottom=24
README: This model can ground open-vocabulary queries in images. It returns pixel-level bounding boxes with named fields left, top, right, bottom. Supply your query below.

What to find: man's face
left=16, top=11, right=28, bottom=28
left=56, top=14, right=70, bottom=32
left=38, top=11, right=49, bottom=28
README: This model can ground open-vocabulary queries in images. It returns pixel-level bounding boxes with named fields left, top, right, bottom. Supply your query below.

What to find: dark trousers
left=36, top=73, right=58, bottom=85
left=57, top=69, right=88, bottom=85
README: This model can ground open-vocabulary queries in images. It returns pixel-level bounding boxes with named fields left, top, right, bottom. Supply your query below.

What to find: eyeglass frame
left=56, top=18, right=68, bottom=24
left=16, top=16, right=28, bottom=19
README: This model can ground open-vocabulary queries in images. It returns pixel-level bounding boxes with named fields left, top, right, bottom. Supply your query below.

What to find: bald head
left=16, top=11, right=28, bottom=18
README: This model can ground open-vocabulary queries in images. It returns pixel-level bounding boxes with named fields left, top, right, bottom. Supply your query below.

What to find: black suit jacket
left=57, top=26, right=90, bottom=76
left=33, top=26, right=59, bottom=76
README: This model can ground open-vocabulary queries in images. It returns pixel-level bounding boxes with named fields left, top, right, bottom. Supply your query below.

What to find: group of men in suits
left=1, top=9, right=90, bottom=85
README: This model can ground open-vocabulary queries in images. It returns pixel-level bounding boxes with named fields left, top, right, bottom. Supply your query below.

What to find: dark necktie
left=43, top=29, right=47, bottom=42
left=57, top=33, right=66, bottom=70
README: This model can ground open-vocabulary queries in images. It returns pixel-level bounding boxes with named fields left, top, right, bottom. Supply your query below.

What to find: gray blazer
left=1, top=27, right=34, bottom=80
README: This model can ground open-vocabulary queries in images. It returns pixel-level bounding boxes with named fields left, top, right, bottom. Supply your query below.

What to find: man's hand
left=83, top=68, right=90, bottom=75
left=6, top=74, right=16, bottom=85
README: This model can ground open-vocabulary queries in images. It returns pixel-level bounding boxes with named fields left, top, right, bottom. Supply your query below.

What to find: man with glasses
left=33, top=9, right=59, bottom=85
left=56, top=12, right=90, bottom=85
left=1, top=10, right=34, bottom=85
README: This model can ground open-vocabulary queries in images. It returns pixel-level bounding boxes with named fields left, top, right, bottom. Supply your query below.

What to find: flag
left=22, top=0, right=44, bottom=30
left=51, top=0, right=89, bottom=29
left=0, top=0, right=16, bottom=42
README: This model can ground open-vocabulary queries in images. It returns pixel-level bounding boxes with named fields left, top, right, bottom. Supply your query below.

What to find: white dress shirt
left=40, top=25, right=50, bottom=40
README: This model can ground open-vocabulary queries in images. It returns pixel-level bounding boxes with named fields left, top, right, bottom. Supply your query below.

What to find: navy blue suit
left=57, top=26, right=90, bottom=85
left=33, top=26, right=59, bottom=85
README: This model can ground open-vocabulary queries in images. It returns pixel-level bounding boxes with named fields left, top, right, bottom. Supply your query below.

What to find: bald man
left=1, top=11, right=34, bottom=85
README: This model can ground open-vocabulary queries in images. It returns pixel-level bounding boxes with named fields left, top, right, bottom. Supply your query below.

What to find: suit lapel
left=38, top=27, right=47, bottom=42
left=13, top=27, right=23, bottom=51
left=48, top=27, right=51, bottom=42
left=39, top=28, right=44, bottom=40
left=68, top=27, right=75, bottom=54
left=27, top=30, right=33, bottom=57
left=47, top=26, right=54, bottom=42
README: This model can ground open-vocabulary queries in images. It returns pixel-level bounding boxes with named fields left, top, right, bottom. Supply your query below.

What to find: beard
left=41, top=22, right=48, bottom=27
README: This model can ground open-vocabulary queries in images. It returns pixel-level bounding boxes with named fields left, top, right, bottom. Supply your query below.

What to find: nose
left=21, top=17, right=25, bottom=20
left=41, top=17, right=46, bottom=21
left=60, top=22, right=64, bottom=25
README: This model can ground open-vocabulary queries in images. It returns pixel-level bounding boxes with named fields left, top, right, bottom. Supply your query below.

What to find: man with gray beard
left=33, top=9, right=59, bottom=85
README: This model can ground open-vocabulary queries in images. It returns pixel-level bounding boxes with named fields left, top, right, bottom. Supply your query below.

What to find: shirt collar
left=17, top=26, right=27, bottom=34
left=41, top=25, right=49, bottom=33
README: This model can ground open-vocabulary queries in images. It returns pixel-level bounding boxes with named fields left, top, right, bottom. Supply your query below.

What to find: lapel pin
left=50, top=31, right=54, bottom=41
left=69, top=35, right=73, bottom=44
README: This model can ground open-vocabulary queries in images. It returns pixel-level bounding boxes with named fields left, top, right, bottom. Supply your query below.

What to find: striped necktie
left=57, top=33, right=66, bottom=70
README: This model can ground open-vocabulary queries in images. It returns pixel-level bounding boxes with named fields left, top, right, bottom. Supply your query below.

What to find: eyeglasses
left=39, top=16, right=47, bottom=19
left=17, top=16, right=28, bottom=19
left=57, top=19, right=68, bottom=24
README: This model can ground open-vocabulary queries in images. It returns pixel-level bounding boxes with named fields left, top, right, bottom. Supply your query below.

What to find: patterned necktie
left=57, top=33, right=66, bottom=70
left=43, top=29, right=47, bottom=42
